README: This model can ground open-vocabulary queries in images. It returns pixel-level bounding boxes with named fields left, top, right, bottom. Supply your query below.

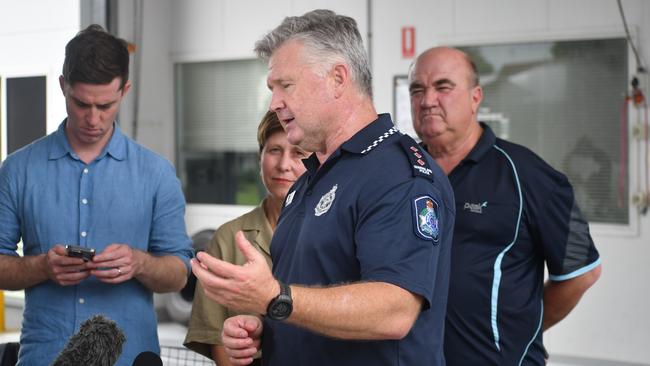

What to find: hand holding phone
left=65, top=245, right=96, bottom=262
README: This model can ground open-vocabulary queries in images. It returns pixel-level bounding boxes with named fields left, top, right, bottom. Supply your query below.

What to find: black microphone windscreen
left=51, top=314, right=126, bottom=366
left=131, top=351, right=162, bottom=366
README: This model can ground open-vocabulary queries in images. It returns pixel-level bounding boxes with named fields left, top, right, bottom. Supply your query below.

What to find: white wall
left=116, top=0, right=368, bottom=163
left=115, top=0, right=176, bottom=160
left=0, top=0, right=79, bottom=159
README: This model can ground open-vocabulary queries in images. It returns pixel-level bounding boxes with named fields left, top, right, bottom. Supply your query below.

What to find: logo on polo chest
left=463, top=201, right=488, bottom=214
left=314, top=184, right=337, bottom=216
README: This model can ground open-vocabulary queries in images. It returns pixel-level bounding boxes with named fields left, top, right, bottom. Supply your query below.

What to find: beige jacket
left=184, top=202, right=273, bottom=359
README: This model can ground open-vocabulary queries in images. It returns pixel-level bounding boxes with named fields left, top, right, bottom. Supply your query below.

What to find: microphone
left=51, top=314, right=126, bottom=366
left=132, top=351, right=162, bottom=366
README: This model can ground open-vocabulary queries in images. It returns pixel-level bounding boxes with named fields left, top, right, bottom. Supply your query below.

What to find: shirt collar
left=303, top=153, right=321, bottom=173
left=419, top=122, right=496, bottom=165
left=48, top=119, right=127, bottom=161
left=463, top=122, right=496, bottom=163
left=340, top=113, right=396, bottom=154
left=241, top=200, right=271, bottom=231
left=301, top=113, right=397, bottom=173
left=241, top=201, right=273, bottom=257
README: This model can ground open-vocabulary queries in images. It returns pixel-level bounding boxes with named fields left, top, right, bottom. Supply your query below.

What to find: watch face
left=269, top=296, right=293, bottom=320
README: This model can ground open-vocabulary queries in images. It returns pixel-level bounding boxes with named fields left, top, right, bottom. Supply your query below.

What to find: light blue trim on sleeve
left=490, top=146, right=523, bottom=351
left=549, top=258, right=601, bottom=281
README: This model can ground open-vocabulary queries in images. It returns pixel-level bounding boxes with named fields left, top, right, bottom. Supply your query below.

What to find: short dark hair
left=257, top=111, right=285, bottom=153
left=62, top=24, right=130, bottom=89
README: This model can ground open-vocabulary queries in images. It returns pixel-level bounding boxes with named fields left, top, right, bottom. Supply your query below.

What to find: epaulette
left=399, top=134, right=434, bottom=179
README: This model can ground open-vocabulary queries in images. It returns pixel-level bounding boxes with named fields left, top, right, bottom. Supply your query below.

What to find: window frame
left=439, top=30, right=641, bottom=237
left=1, top=66, right=56, bottom=162
left=172, top=54, right=261, bottom=224
left=173, top=57, right=270, bottom=210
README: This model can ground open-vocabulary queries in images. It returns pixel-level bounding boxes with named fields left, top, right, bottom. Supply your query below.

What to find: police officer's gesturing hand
left=191, top=231, right=280, bottom=315
left=221, top=315, right=263, bottom=366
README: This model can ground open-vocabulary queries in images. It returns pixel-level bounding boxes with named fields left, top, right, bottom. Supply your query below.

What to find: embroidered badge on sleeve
left=412, top=195, right=440, bottom=243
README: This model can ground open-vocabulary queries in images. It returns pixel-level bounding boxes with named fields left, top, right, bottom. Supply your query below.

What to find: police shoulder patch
left=412, top=195, right=440, bottom=243
left=399, top=135, right=434, bottom=179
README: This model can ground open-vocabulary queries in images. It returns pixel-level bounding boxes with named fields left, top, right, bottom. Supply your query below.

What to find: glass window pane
left=176, top=59, right=271, bottom=205
left=460, top=39, right=628, bottom=224
left=7, top=76, right=47, bottom=155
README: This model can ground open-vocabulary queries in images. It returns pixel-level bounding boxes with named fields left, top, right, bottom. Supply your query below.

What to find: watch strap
left=279, top=281, right=291, bottom=298
left=266, top=280, right=293, bottom=320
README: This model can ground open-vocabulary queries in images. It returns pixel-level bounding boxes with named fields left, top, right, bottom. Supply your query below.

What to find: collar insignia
left=360, top=127, right=398, bottom=154
left=285, top=190, right=296, bottom=207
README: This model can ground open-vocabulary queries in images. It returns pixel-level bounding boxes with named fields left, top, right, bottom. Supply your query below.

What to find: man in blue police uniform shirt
left=191, top=10, right=455, bottom=366
left=409, top=46, right=602, bottom=365
left=0, top=25, right=193, bottom=365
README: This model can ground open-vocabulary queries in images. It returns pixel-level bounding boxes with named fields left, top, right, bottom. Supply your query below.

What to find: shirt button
left=81, top=231, right=87, bottom=237
left=306, top=190, right=312, bottom=196
left=79, top=298, right=85, bottom=304
left=83, top=168, right=89, bottom=174
left=82, top=198, right=88, bottom=205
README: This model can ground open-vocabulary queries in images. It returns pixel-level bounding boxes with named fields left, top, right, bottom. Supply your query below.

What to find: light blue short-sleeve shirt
left=0, top=121, right=193, bottom=366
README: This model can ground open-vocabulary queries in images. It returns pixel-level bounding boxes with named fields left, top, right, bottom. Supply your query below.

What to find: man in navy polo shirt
left=191, top=10, right=455, bottom=366
left=409, top=46, right=602, bottom=365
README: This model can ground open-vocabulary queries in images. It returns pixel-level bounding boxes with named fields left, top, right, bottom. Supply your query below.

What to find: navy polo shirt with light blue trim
left=262, top=114, right=455, bottom=366
left=434, top=123, right=600, bottom=366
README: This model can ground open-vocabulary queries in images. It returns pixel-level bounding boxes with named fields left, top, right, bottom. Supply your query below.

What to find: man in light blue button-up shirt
left=0, top=25, right=193, bottom=366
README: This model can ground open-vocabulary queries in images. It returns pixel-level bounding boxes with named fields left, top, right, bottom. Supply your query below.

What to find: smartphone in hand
left=65, top=245, right=95, bottom=262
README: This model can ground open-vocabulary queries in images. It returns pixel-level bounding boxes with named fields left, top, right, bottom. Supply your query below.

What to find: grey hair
left=254, top=9, right=372, bottom=97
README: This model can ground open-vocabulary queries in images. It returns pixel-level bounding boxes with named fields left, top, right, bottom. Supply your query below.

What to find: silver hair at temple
left=254, top=9, right=373, bottom=97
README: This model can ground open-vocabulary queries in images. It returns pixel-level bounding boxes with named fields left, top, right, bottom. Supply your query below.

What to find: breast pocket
left=23, top=180, right=78, bottom=254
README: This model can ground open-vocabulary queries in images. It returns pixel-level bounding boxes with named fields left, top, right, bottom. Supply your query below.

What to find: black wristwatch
left=266, top=281, right=293, bottom=321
